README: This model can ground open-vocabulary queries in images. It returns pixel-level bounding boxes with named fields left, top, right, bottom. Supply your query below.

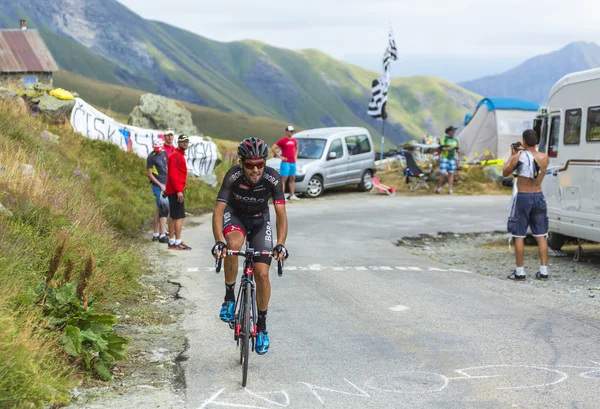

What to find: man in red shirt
left=163, top=129, right=176, bottom=158
left=165, top=134, right=191, bottom=250
left=271, top=125, right=299, bottom=200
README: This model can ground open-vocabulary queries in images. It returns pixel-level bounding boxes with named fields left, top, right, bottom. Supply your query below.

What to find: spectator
left=436, top=126, right=462, bottom=195
left=271, top=125, right=300, bottom=200
left=502, top=129, right=550, bottom=280
left=163, top=129, right=176, bottom=158
left=147, top=137, right=169, bottom=243
left=165, top=134, right=192, bottom=250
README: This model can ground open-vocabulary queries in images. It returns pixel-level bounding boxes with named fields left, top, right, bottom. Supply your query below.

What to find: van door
left=323, top=138, right=348, bottom=187
left=544, top=114, right=562, bottom=224
left=344, top=134, right=373, bottom=182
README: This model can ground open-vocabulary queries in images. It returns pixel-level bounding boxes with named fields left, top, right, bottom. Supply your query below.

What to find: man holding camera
left=502, top=129, right=550, bottom=280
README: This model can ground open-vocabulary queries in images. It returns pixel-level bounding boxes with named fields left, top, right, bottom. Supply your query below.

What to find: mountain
left=459, top=42, right=600, bottom=104
left=0, top=0, right=480, bottom=143
left=53, top=71, right=301, bottom=146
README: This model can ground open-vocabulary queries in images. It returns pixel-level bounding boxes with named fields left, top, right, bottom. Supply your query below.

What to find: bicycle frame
left=215, top=245, right=284, bottom=387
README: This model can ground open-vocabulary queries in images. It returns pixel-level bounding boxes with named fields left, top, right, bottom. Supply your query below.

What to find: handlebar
left=215, top=249, right=284, bottom=277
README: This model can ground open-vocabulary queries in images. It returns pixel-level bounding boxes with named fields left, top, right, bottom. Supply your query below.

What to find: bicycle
left=215, top=246, right=284, bottom=387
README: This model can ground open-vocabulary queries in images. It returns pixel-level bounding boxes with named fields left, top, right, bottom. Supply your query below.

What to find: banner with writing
left=70, top=99, right=219, bottom=179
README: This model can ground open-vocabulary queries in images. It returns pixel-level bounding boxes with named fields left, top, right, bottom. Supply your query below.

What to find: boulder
left=0, top=87, right=27, bottom=111
left=41, top=130, right=60, bottom=144
left=128, top=93, right=201, bottom=136
left=35, top=94, right=75, bottom=121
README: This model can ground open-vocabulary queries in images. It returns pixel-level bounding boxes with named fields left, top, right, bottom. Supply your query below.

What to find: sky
left=118, top=0, right=600, bottom=82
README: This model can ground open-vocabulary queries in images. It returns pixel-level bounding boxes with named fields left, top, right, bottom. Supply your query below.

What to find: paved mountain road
left=173, top=195, right=600, bottom=409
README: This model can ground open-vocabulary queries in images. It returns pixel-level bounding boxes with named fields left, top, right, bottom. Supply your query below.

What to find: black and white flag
left=367, top=75, right=389, bottom=119
left=382, top=32, right=398, bottom=75
left=367, top=30, right=397, bottom=119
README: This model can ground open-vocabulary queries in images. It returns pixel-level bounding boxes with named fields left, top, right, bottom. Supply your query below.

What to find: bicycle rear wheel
left=241, top=282, right=251, bottom=387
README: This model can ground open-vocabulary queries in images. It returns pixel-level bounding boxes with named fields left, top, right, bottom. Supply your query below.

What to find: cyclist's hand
left=211, top=241, right=227, bottom=259
left=273, top=244, right=289, bottom=261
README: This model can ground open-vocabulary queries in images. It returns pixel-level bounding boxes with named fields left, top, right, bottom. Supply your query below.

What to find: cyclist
left=211, top=137, right=289, bottom=355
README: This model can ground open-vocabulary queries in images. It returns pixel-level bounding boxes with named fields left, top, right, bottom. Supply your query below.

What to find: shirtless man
left=503, top=129, right=550, bottom=280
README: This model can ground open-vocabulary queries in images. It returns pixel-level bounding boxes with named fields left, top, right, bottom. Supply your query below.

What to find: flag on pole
left=367, top=29, right=397, bottom=119
left=382, top=32, right=398, bottom=77
left=367, top=75, right=389, bottom=119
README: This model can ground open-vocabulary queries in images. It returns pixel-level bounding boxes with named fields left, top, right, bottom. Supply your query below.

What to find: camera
left=511, top=142, right=521, bottom=150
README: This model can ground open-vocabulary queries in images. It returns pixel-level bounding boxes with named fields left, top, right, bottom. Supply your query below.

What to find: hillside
left=54, top=71, right=298, bottom=146
left=460, top=42, right=600, bottom=104
left=0, top=0, right=480, bottom=143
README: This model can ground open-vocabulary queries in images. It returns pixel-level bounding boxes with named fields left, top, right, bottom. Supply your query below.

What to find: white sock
left=169, top=238, right=175, bottom=245
left=516, top=266, right=525, bottom=275
left=153, top=233, right=159, bottom=238
left=540, top=266, right=548, bottom=274
left=175, top=239, right=182, bottom=245
left=159, top=234, right=165, bottom=238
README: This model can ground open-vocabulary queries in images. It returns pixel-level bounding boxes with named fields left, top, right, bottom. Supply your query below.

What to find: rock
left=40, top=130, right=60, bottom=144
left=0, top=203, right=12, bottom=217
left=35, top=95, right=75, bottom=121
left=21, top=164, right=34, bottom=176
left=71, top=92, right=80, bottom=98
left=0, top=87, right=27, bottom=111
left=128, top=93, right=200, bottom=136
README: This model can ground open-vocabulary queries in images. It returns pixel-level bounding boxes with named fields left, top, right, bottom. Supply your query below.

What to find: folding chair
left=402, top=151, right=430, bottom=191
left=370, top=177, right=396, bottom=196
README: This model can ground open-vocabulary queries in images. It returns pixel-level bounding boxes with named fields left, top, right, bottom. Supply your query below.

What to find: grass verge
left=0, top=101, right=226, bottom=407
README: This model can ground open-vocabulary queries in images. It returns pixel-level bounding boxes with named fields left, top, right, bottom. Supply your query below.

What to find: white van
left=534, top=68, right=600, bottom=250
left=267, top=127, right=376, bottom=198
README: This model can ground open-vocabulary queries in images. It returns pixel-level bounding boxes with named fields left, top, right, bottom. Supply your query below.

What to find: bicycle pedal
left=228, top=321, right=235, bottom=330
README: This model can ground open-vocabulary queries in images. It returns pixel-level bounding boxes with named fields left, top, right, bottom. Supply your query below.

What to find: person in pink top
left=271, top=125, right=300, bottom=200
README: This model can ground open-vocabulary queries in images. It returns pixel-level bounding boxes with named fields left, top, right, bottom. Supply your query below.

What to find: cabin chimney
left=20, top=19, right=27, bottom=31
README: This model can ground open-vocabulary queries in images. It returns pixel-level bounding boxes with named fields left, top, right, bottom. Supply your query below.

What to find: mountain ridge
left=459, top=41, right=600, bottom=104
left=0, top=0, right=480, bottom=143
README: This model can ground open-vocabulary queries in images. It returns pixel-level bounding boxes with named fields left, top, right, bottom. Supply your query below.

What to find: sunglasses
left=242, top=161, right=266, bottom=170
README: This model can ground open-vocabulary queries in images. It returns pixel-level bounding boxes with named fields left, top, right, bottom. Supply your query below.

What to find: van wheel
left=358, top=170, right=373, bottom=191
left=305, top=176, right=324, bottom=198
left=548, top=232, right=567, bottom=250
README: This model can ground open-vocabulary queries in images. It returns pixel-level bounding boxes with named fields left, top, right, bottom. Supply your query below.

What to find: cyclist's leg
left=220, top=209, right=246, bottom=321
left=247, top=213, right=273, bottom=313
left=247, top=213, right=273, bottom=354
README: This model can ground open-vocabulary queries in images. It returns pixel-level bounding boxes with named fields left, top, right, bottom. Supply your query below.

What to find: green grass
left=0, top=101, right=226, bottom=407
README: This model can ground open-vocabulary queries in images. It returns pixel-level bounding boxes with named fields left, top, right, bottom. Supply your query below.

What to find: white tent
left=457, top=98, right=540, bottom=162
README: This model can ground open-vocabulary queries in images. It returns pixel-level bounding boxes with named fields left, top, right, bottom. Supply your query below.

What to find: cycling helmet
left=238, top=137, right=269, bottom=160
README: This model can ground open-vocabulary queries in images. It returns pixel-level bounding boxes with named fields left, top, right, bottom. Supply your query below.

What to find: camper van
left=534, top=68, right=600, bottom=251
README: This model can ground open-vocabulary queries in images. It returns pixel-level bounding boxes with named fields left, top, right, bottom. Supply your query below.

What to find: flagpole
left=379, top=119, right=385, bottom=171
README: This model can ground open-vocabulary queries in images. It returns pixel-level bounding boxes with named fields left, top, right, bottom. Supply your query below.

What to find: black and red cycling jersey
left=217, top=165, right=286, bottom=215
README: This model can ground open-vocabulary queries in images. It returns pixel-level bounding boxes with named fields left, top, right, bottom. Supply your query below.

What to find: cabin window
left=587, top=106, right=600, bottom=142
left=548, top=115, right=560, bottom=158
left=563, top=109, right=581, bottom=145
left=22, top=76, right=37, bottom=84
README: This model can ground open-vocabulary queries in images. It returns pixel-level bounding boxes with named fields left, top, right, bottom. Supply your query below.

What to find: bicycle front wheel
left=241, top=282, right=251, bottom=387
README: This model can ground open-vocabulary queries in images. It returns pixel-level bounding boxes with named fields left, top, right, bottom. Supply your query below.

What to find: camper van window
left=548, top=116, right=560, bottom=158
left=586, top=106, right=600, bottom=142
left=564, top=108, right=582, bottom=145
left=345, top=135, right=371, bottom=155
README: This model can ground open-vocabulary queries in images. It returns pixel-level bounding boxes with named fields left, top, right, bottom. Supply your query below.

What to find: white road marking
left=188, top=267, right=199, bottom=272
left=201, top=265, right=472, bottom=273
left=389, top=305, right=410, bottom=312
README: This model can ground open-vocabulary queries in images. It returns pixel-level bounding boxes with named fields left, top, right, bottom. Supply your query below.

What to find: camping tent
left=457, top=98, right=540, bottom=163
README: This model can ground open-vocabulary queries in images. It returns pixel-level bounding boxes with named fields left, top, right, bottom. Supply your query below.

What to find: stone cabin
left=0, top=20, right=59, bottom=88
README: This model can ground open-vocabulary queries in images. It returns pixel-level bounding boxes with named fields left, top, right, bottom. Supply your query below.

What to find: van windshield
left=297, top=138, right=327, bottom=159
